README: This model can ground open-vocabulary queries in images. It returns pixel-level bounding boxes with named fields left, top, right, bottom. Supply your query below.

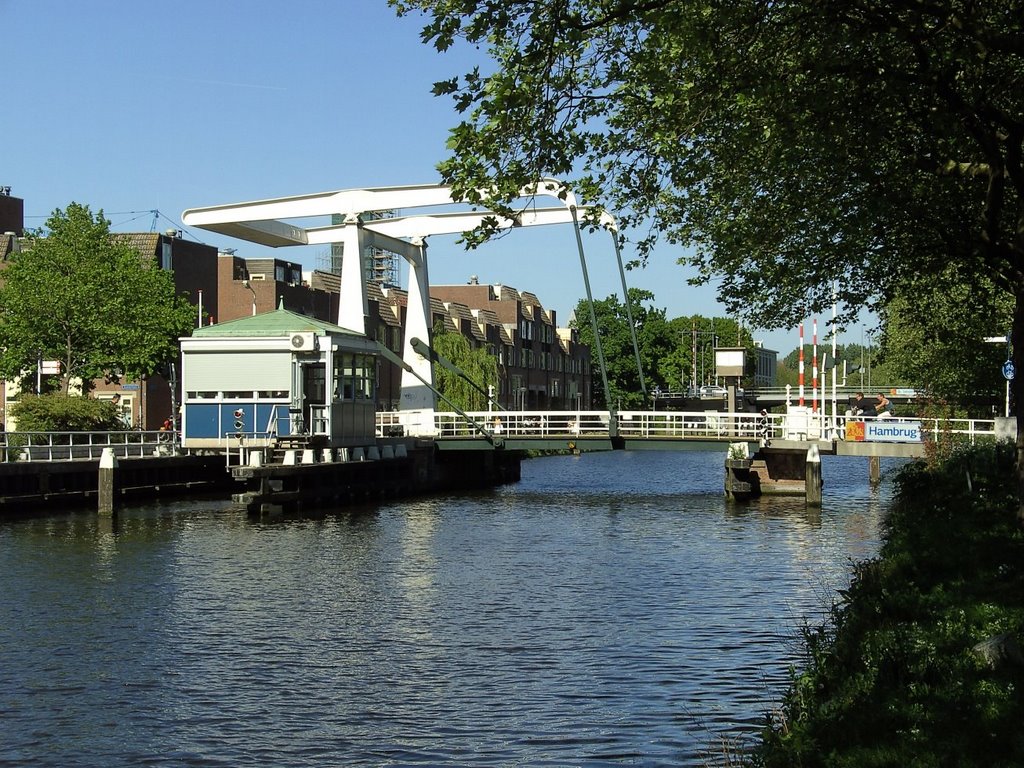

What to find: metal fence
left=0, top=430, right=178, bottom=462
left=377, top=409, right=1001, bottom=445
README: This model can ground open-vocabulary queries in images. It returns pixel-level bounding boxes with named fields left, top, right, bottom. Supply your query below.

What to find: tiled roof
left=368, top=282, right=402, bottom=327
left=520, top=291, right=541, bottom=307
left=495, top=285, right=521, bottom=302
left=444, top=301, right=487, bottom=342
left=472, top=308, right=514, bottom=346
left=430, top=297, right=458, bottom=333
left=113, top=233, right=161, bottom=256
left=309, top=270, right=340, bottom=293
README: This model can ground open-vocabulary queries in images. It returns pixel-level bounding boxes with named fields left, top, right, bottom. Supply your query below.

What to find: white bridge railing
left=0, top=430, right=177, bottom=462
left=377, top=410, right=1000, bottom=445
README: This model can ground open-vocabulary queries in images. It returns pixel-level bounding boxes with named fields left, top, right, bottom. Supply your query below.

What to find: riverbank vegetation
left=753, top=442, right=1024, bottom=767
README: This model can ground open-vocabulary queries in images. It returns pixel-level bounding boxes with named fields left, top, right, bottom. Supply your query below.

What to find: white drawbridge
left=182, top=179, right=642, bottom=429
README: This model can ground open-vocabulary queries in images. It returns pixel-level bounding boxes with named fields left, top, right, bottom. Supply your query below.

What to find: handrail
left=0, top=430, right=179, bottom=462
left=376, top=410, right=999, bottom=445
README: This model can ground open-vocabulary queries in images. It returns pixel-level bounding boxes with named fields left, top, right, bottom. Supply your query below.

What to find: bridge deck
left=379, top=409, right=999, bottom=459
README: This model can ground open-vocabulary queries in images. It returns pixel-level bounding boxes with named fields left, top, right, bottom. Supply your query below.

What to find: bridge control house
left=179, top=305, right=379, bottom=450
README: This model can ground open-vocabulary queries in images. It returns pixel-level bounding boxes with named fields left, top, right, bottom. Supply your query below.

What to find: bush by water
left=754, top=442, right=1024, bottom=767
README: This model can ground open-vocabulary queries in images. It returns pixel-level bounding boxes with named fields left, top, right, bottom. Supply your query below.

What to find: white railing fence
left=0, top=430, right=178, bottom=462
left=377, top=409, right=1000, bottom=444
left=0, top=412, right=1001, bottom=464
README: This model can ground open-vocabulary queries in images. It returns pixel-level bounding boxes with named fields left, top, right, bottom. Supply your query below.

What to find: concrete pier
left=727, top=444, right=827, bottom=501
left=230, top=442, right=523, bottom=516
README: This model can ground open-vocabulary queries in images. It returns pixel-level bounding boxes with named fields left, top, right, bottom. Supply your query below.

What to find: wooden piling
left=98, top=447, right=118, bottom=515
left=869, top=455, right=881, bottom=485
left=805, top=444, right=822, bottom=507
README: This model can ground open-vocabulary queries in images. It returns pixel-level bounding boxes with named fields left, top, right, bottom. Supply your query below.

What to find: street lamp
left=242, top=279, right=257, bottom=316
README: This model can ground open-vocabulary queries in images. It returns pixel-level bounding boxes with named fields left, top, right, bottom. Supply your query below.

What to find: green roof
left=192, top=305, right=366, bottom=339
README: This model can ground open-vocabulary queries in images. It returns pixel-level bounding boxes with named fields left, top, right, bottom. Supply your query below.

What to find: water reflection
left=0, top=450, right=896, bottom=766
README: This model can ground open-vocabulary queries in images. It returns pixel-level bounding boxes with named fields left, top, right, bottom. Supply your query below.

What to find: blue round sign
left=1003, top=360, right=1015, bottom=381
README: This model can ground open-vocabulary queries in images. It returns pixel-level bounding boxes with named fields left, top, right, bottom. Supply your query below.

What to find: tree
left=431, top=327, right=499, bottom=411
left=878, top=266, right=1013, bottom=416
left=0, top=203, right=196, bottom=394
left=573, top=288, right=675, bottom=408
left=778, top=342, right=900, bottom=393
left=571, top=290, right=753, bottom=407
left=392, top=0, right=1024, bottom=512
left=392, top=0, right=1021, bottom=323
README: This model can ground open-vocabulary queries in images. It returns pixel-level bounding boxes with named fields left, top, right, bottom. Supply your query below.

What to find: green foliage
left=779, top=343, right=904, bottom=391
left=572, top=288, right=671, bottom=408
left=878, top=266, right=1012, bottom=413
left=10, top=393, right=121, bottom=432
left=431, top=328, right=499, bottom=411
left=756, top=443, right=1024, bottom=767
left=391, top=0, right=1024, bottom=336
left=671, top=314, right=757, bottom=392
left=0, top=203, right=197, bottom=393
left=570, top=289, right=754, bottom=407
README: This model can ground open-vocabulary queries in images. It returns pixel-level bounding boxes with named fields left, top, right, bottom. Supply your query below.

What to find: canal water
left=0, top=451, right=901, bottom=767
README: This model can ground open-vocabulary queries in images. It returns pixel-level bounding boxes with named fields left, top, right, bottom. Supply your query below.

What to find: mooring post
left=868, top=455, right=881, bottom=486
left=805, top=444, right=822, bottom=507
left=98, top=447, right=118, bottom=515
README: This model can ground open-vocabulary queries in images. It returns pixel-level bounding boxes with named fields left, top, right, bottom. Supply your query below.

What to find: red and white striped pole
left=812, top=318, right=819, bottom=413
left=798, top=323, right=805, bottom=406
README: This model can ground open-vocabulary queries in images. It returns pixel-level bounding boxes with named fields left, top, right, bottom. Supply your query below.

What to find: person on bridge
left=875, top=392, right=894, bottom=418
left=847, top=392, right=875, bottom=417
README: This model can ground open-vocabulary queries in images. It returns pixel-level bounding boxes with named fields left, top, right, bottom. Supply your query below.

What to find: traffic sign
left=1003, top=360, right=1015, bottom=381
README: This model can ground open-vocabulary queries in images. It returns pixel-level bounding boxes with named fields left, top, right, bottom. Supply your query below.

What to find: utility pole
left=691, top=319, right=698, bottom=393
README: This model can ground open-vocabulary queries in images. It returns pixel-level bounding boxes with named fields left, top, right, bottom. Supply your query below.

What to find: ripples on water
left=0, top=451, right=903, bottom=766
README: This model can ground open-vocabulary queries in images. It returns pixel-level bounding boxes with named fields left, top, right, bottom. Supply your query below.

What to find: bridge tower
left=182, top=180, right=635, bottom=434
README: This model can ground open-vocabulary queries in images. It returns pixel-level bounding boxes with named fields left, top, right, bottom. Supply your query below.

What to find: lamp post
left=242, top=280, right=257, bottom=316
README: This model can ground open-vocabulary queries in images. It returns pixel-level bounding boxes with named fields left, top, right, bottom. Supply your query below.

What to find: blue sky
left=4, top=0, right=823, bottom=355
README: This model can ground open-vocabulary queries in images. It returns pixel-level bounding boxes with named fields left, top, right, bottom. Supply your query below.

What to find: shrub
left=9, top=393, right=121, bottom=432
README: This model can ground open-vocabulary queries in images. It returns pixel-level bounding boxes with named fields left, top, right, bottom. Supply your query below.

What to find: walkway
left=378, top=410, right=1000, bottom=458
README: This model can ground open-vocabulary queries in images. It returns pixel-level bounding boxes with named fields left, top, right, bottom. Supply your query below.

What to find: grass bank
left=752, top=442, right=1024, bottom=767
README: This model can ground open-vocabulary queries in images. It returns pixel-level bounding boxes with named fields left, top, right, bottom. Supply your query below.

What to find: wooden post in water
left=868, top=455, right=881, bottom=486
left=98, top=447, right=118, bottom=515
left=805, top=444, right=823, bottom=506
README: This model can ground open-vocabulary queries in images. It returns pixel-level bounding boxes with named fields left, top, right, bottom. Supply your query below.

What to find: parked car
left=699, top=385, right=728, bottom=398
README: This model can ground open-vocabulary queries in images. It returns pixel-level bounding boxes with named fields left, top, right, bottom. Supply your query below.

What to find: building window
left=335, top=353, right=375, bottom=401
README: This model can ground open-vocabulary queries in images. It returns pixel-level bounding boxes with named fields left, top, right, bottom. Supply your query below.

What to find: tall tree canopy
left=878, top=265, right=1013, bottom=413
left=393, top=0, right=1024, bottom=503
left=573, top=288, right=674, bottom=408
left=0, top=203, right=197, bottom=393
left=392, top=0, right=1023, bottom=329
left=572, top=289, right=753, bottom=408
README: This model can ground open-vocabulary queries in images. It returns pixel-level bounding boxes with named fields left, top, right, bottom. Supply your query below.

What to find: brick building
left=0, top=188, right=593, bottom=425
left=213, top=261, right=593, bottom=412
left=97, top=232, right=220, bottom=428
left=430, top=282, right=592, bottom=410
left=0, top=188, right=24, bottom=236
